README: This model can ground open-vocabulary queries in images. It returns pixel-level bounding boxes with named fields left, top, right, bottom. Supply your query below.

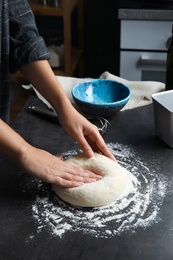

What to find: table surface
left=1, top=95, right=173, bottom=260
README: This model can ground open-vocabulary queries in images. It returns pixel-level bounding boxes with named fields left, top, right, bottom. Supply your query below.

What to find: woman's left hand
left=58, top=106, right=116, bottom=161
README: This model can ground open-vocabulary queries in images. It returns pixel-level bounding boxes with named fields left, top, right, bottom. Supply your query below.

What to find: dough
left=53, top=152, right=133, bottom=207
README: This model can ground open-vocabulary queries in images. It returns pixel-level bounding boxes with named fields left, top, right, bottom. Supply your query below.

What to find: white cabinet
left=120, top=51, right=167, bottom=81
left=119, top=17, right=172, bottom=82
left=120, top=20, right=172, bottom=50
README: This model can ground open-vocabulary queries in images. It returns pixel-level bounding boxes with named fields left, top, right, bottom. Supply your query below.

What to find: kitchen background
left=10, top=0, right=173, bottom=122
left=35, top=0, right=121, bottom=78
left=34, top=0, right=173, bottom=79
left=119, top=0, right=173, bottom=82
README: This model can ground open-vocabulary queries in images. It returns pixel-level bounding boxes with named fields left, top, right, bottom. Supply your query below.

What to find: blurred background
left=35, top=0, right=120, bottom=78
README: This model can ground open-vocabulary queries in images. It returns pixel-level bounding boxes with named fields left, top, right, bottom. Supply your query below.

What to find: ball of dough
left=53, top=152, right=133, bottom=207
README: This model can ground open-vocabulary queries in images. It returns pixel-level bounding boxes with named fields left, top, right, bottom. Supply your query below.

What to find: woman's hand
left=19, top=60, right=115, bottom=186
left=0, top=119, right=101, bottom=188
left=17, top=144, right=102, bottom=188
left=58, top=106, right=116, bottom=161
left=20, top=61, right=115, bottom=162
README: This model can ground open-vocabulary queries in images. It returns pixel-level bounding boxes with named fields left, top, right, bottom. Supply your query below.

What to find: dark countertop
left=1, top=95, right=173, bottom=260
left=118, top=8, right=173, bottom=20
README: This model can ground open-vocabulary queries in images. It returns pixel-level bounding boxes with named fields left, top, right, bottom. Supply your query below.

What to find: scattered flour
left=31, top=143, right=167, bottom=239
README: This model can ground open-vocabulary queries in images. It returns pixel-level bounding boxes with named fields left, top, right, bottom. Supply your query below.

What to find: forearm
left=0, top=119, right=101, bottom=187
left=20, top=60, right=73, bottom=118
left=0, top=119, right=27, bottom=161
left=19, top=60, right=115, bottom=161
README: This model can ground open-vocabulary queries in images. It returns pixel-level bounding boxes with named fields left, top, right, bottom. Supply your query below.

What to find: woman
left=0, top=0, right=115, bottom=188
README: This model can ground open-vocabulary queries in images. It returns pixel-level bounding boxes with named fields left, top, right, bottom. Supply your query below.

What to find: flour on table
left=31, top=143, right=167, bottom=239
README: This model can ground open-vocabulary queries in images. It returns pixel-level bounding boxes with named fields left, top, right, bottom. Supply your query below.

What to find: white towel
left=22, top=71, right=165, bottom=112
left=100, top=71, right=165, bottom=111
left=23, top=75, right=91, bottom=110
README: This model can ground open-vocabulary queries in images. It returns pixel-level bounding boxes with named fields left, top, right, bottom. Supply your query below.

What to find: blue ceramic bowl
left=72, top=79, right=131, bottom=117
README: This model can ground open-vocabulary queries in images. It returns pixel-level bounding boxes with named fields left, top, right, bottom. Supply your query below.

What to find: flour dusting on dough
left=31, top=143, right=167, bottom=239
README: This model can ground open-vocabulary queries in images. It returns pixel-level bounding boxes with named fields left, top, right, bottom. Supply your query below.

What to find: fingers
left=77, top=135, right=94, bottom=158
left=78, top=127, right=116, bottom=161
left=52, top=154, right=103, bottom=188
left=54, top=164, right=102, bottom=188
left=59, top=164, right=102, bottom=182
left=94, top=140, right=116, bottom=161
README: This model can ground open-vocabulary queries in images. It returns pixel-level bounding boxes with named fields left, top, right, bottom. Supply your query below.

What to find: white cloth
left=22, top=71, right=165, bottom=112
left=23, top=75, right=91, bottom=111
left=100, top=71, right=165, bottom=111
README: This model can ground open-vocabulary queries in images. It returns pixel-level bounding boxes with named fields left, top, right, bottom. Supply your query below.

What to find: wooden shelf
left=28, top=0, right=79, bottom=16
left=10, top=0, right=83, bottom=122
left=12, top=0, right=83, bottom=81
left=53, top=48, right=83, bottom=76
left=28, top=0, right=63, bottom=16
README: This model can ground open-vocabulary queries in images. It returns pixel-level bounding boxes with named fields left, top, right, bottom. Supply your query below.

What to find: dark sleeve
left=9, top=0, right=50, bottom=73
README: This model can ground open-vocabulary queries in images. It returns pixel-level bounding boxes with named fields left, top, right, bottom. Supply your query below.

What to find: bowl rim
left=71, top=79, right=131, bottom=108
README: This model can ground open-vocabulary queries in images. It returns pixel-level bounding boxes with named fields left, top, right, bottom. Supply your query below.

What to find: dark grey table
left=1, top=95, right=173, bottom=260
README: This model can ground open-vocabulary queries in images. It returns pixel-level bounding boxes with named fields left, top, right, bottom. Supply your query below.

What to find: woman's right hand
left=0, top=119, right=101, bottom=188
left=17, top=144, right=101, bottom=188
